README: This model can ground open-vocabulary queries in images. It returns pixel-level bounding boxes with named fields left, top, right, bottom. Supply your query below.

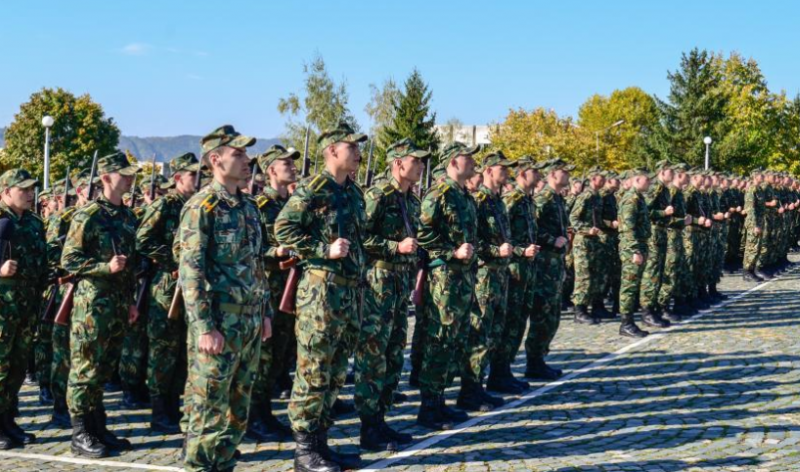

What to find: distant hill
left=0, top=127, right=281, bottom=161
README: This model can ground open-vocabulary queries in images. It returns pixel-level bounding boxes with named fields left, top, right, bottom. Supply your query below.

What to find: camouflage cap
left=541, top=158, right=575, bottom=173
left=440, top=142, right=480, bottom=162
left=140, top=173, right=170, bottom=191
left=317, top=121, right=367, bottom=149
left=629, top=167, right=651, bottom=177
left=170, top=152, right=201, bottom=174
left=97, top=152, right=139, bottom=176
left=0, top=169, right=39, bottom=191
left=431, top=162, right=447, bottom=180
left=672, top=162, right=690, bottom=172
left=586, top=165, right=604, bottom=176
left=481, top=151, right=513, bottom=168
left=513, top=155, right=546, bottom=172
left=201, top=124, right=256, bottom=154
left=75, top=168, right=100, bottom=187
left=257, top=144, right=301, bottom=172
left=654, top=159, right=670, bottom=170
left=603, top=170, right=618, bottom=180
left=618, top=170, right=631, bottom=180
left=385, top=138, right=430, bottom=161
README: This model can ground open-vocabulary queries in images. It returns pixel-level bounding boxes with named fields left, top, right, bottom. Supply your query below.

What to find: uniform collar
left=211, top=180, right=242, bottom=207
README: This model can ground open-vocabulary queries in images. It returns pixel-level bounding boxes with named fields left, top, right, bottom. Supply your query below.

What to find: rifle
left=363, top=138, right=375, bottom=187
left=41, top=168, right=73, bottom=322
left=301, top=124, right=312, bottom=178
left=55, top=150, right=99, bottom=326
left=169, top=165, right=205, bottom=320
left=248, top=159, right=260, bottom=195
left=34, top=186, right=41, bottom=215
left=134, top=155, right=160, bottom=322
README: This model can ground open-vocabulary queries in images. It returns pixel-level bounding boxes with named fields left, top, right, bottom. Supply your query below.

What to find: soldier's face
left=3, top=186, right=34, bottom=212
left=270, top=159, right=298, bottom=185
left=397, top=156, right=423, bottom=183
left=332, top=142, right=361, bottom=174
left=634, top=175, right=650, bottom=192
left=466, top=172, right=483, bottom=192
left=452, top=154, right=476, bottom=180
left=211, top=146, right=252, bottom=182
left=105, top=172, right=134, bottom=195
left=486, top=165, right=508, bottom=187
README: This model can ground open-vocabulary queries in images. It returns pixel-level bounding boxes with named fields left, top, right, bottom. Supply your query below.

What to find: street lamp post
left=703, top=136, right=713, bottom=170
left=42, top=115, right=55, bottom=190
left=595, top=120, right=625, bottom=163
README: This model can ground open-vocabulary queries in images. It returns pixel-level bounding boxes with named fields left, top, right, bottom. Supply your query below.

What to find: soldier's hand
left=779, top=207, right=785, bottom=214
left=685, top=215, right=693, bottom=225
left=328, top=238, right=350, bottom=259
left=261, top=317, right=272, bottom=342
left=398, top=237, right=419, bottom=255
left=524, top=244, right=539, bottom=258
left=697, top=216, right=706, bottom=226
left=588, top=227, right=600, bottom=236
left=754, top=227, right=762, bottom=236
left=612, top=220, right=619, bottom=229
left=499, top=243, right=513, bottom=258
left=554, top=236, right=568, bottom=249
left=741, top=210, right=748, bottom=216
left=276, top=246, right=291, bottom=257
left=109, top=255, right=127, bottom=274
left=665, top=205, right=675, bottom=216
left=737, top=206, right=743, bottom=212
left=724, top=212, right=731, bottom=219
left=199, top=329, right=225, bottom=355
left=128, top=305, right=139, bottom=325
left=455, top=243, right=474, bottom=260
left=0, top=260, right=18, bottom=277
left=704, top=219, right=712, bottom=228
left=633, top=253, right=644, bottom=266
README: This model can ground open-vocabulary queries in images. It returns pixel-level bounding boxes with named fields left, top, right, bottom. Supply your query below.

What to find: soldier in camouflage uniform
left=354, top=139, right=426, bottom=451
left=275, top=122, right=367, bottom=472
left=457, top=152, right=514, bottom=413
left=246, top=145, right=300, bottom=443
left=0, top=169, right=47, bottom=449
left=136, top=152, right=200, bottom=434
left=617, top=168, right=652, bottom=338
left=487, top=156, right=543, bottom=394
left=414, top=142, right=479, bottom=432
left=639, top=162, right=674, bottom=328
left=598, top=173, right=621, bottom=316
left=178, top=126, right=270, bottom=472
left=570, top=166, right=607, bottom=324
left=61, top=153, right=140, bottom=458
left=743, top=169, right=770, bottom=281
left=660, top=163, right=692, bottom=320
left=525, top=159, right=572, bottom=380
left=562, top=177, right=585, bottom=309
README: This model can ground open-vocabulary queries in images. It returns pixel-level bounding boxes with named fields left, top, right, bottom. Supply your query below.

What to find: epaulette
left=200, top=194, right=219, bottom=213
left=436, top=182, right=451, bottom=196
left=308, top=174, right=328, bottom=194
left=378, top=183, right=395, bottom=197
left=505, top=190, right=524, bottom=204
left=256, top=195, right=270, bottom=209
left=61, top=207, right=76, bottom=222
left=84, top=201, right=101, bottom=216
left=475, top=192, right=487, bottom=202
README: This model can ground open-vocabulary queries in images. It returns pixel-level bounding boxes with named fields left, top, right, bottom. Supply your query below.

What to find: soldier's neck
left=102, top=189, right=123, bottom=206
left=270, top=182, right=289, bottom=199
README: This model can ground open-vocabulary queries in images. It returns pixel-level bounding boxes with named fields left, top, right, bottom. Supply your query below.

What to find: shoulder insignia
left=309, top=175, right=328, bottom=193
left=476, top=192, right=487, bottom=202
left=201, top=194, right=219, bottom=213
left=436, top=182, right=450, bottom=195
left=61, top=207, right=76, bottom=222
left=84, top=202, right=100, bottom=216
left=379, top=183, right=395, bottom=197
left=256, top=195, right=270, bottom=208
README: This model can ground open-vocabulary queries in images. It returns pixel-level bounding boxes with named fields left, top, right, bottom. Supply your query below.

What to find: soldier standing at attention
left=570, top=166, right=607, bottom=324
left=275, top=121, right=367, bottom=472
left=0, top=169, right=47, bottom=449
left=61, top=153, right=140, bottom=458
left=178, top=126, right=270, bottom=472
left=639, top=162, right=674, bottom=328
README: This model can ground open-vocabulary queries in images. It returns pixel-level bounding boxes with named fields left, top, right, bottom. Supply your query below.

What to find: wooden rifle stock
left=411, top=266, right=426, bottom=306
left=167, top=285, right=183, bottom=320
left=53, top=281, right=76, bottom=326
left=41, top=274, right=75, bottom=322
left=279, top=266, right=301, bottom=314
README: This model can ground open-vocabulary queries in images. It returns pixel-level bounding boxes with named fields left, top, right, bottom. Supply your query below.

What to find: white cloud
left=121, top=43, right=151, bottom=56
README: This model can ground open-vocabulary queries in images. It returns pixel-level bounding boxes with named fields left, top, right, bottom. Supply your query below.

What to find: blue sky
left=3, top=1, right=799, bottom=138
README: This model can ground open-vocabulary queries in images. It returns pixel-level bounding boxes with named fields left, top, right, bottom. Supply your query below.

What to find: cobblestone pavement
left=5, top=262, right=800, bottom=471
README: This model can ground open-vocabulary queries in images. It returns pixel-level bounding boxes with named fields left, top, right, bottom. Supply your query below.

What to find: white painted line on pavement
left=360, top=269, right=793, bottom=471
left=0, top=449, right=183, bottom=471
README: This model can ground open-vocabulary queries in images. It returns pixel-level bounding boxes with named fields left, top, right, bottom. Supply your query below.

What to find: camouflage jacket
left=0, top=202, right=47, bottom=290
left=534, top=184, right=569, bottom=254
left=177, top=181, right=266, bottom=333
left=363, top=176, right=420, bottom=265
left=667, top=186, right=687, bottom=230
left=418, top=176, right=478, bottom=267
left=618, top=189, right=651, bottom=255
left=473, top=185, right=512, bottom=266
left=275, top=171, right=366, bottom=281
left=503, top=183, right=537, bottom=260
left=136, top=192, right=188, bottom=274
left=569, top=188, right=603, bottom=235
left=45, top=207, right=77, bottom=281
left=744, top=184, right=765, bottom=229
left=61, top=196, right=137, bottom=300
left=254, top=185, right=289, bottom=267
left=600, top=188, right=618, bottom=234
left=646, top=181, right=672, bottom=228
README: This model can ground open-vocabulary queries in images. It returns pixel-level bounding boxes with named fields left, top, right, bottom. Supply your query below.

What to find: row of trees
left=3, top=48, right=799, bottom=183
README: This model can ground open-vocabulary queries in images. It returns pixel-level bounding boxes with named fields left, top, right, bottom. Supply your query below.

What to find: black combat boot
left=642, top=306, right=669, bottom=328
left=662, top=303, right=683, bottom=323
left=331, top=398, right=355, bottom=417
left=438, top=395, right=469, bottom=423
left=416, top=393, right=453, bottom=431
left=754, top=268, right=773, bottom=281
left=359, top=415, right=397, bottom=452
left=487, top=363, right=524, bottom=394
left=39, top=386, right=54, bottom=406
left=70, top=414, right=108, bottom=458
left=525, top=358, right=560, bottom=381
left=743, top=270, right=762, bottom=282
left=293, top=431, right=340, bottom=472
left=591, top=300, right=612, bottom=319
left=619, top=314, right=649, bottom=338
left=1, top=411, right=35, bottom=445
left=94, top=406, right=131, bottom=450
left=379, top=412, right=412, bottom=444
left=457, top=379, right=493, bottom=412
left=574, top=304, right=598, bottom=325
left=505, top=364, right=531, bottom=390
left=121, top=390, right=147, bottom=409
left=0, top=419, right=13, bottom=450
left=318, top=427, right=361, bottom=470
left=150, top=395, right=180, bottom=434
left=51, top=398, right=72, bottom=427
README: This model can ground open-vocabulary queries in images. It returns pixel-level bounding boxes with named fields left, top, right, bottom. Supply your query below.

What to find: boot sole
left=71, top=444, right=108, bottom=459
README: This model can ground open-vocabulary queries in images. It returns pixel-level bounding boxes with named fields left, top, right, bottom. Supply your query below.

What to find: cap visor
left=343, top=133, right=368, bottom=144
left=17, top=179, right=40, bottom=189
left=118, top=166, right=140, bottom=176
left=230, top=135, right=257, bottom=149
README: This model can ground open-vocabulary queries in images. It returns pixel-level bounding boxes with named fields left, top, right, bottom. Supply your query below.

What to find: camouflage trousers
left=727, top=216, right=743, bottom=262
left=526, top=251, right=565, bottom=364
left=418, top=264, right=475, bottom=396
left=462, top=265, right=508, bottom=384
left=682, top=229, right=702, bottom=297
left=495, top=260, right=536, bottom=370
left=185, top=308, right=261, bottom=472
left=147, top=271, right=187, bottom=399
left=120, top=291, right=148, bottom=392
left=288, top=270, right=360, bottom=433
left=252, top=270, right=294, bottom=407
left=640, top=228, right=667, bottom=309
left=620, top=245, right=648, bottom=316
left=713, top=223, right=728, bottom=283
left=34, top=293, right=53, bottom=388
left=0, top=285, right=37, bottom=414
left=743, top=225, right=763, bottom=271
left=51, top=321, right=70, bottom=406
left=658, top=229, right=685, bottom=306
left=354, top=266, right=410, bottom=418
left=67, top=280, right=128, bottom=415
left=599, top=233, right=620, bottom=310
left=570, top=234, right=605, bottom=307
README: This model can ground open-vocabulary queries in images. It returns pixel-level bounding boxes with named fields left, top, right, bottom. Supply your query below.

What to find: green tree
left=3, top=87, right=120, bottom=184
left=277, top=53, right=359, bottom=170
left=377, top=69, right=440, bottom=168
left=577, top=87, right=659, bottom=170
